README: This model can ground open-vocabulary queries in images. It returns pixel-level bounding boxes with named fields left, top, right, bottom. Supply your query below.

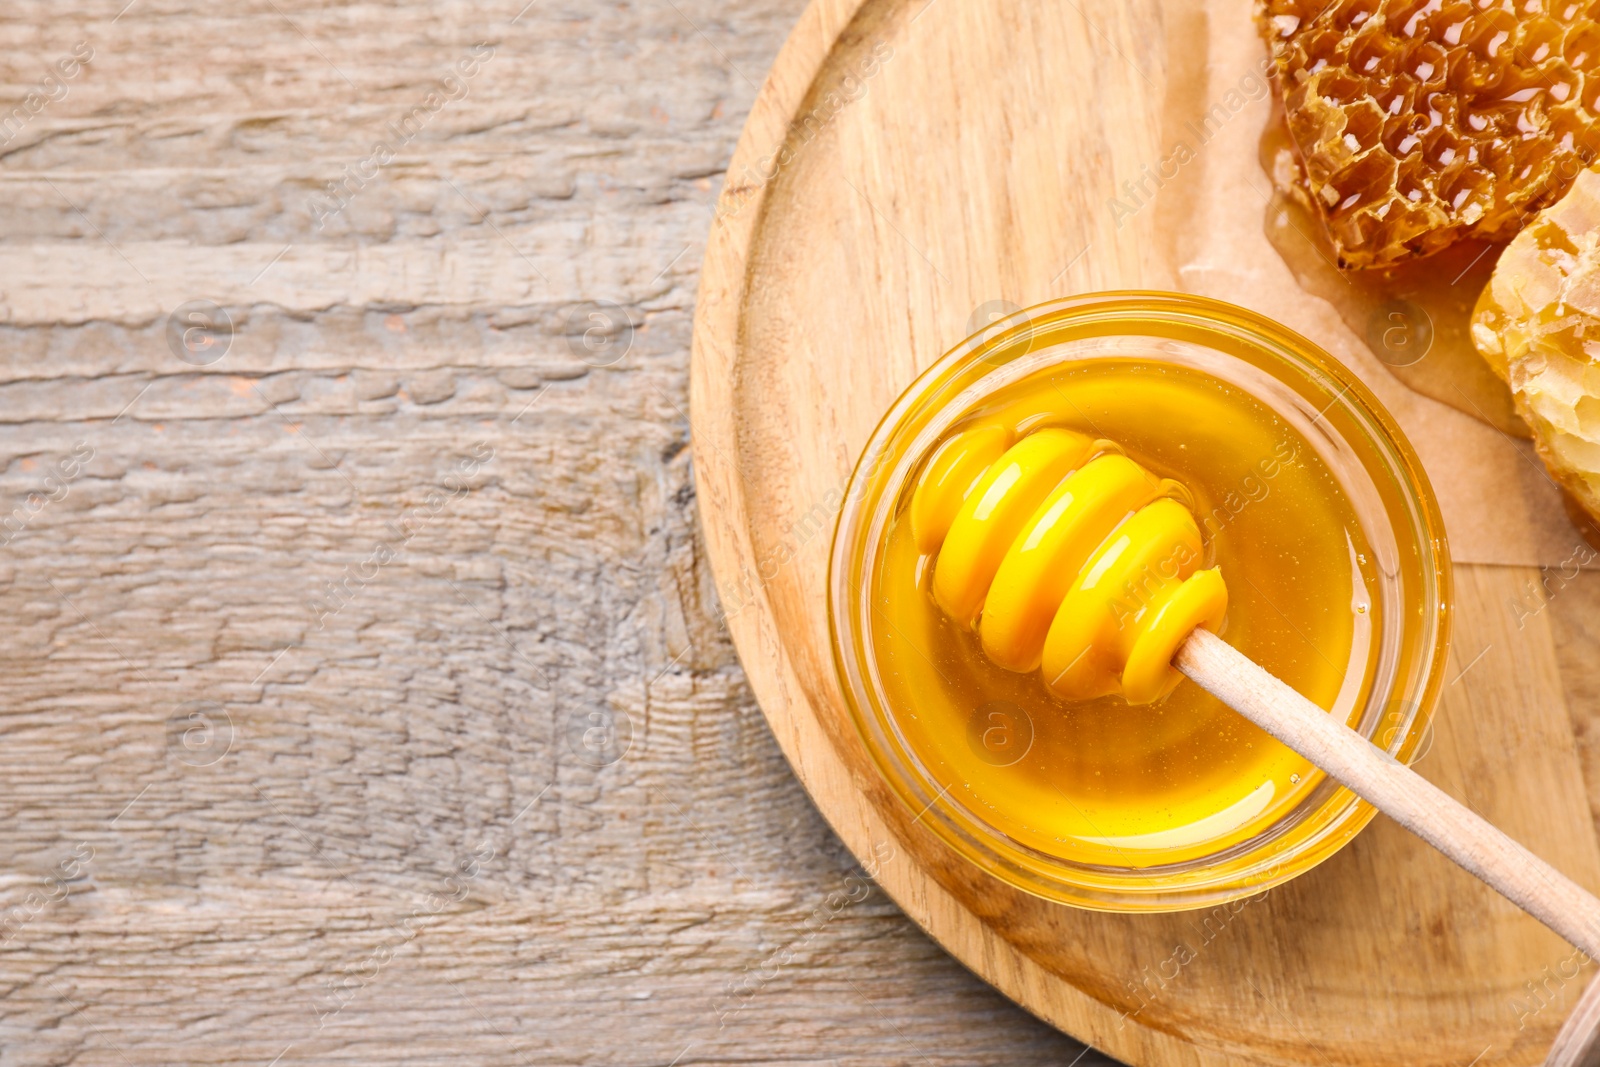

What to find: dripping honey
left=869, top=358, right=1382, bottom=869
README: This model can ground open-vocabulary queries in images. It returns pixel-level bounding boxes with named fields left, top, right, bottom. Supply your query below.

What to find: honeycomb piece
left=1472, top=165, right=1600, bottom=524
left=1260, top=0, right=1600, bottom=269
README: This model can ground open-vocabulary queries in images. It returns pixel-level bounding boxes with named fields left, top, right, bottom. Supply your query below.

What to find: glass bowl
left=828, top=292, right=1452, bottom=912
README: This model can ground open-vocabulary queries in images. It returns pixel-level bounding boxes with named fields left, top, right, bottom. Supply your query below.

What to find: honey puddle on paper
left=1259, top=114, right=1528, bottom=438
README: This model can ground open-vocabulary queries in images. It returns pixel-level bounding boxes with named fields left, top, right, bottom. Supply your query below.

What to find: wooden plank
left=0, top=2, right=1101, bottom=1065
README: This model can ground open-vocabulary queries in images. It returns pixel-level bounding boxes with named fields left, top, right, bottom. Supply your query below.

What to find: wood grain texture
left=0, top=2, right=1105, bottom=1065
left=692, top=0, right=1600, bottom=1064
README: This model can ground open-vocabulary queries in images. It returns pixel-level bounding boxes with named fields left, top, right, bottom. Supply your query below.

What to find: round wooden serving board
left=690, top=0, right=1600, bottom=1063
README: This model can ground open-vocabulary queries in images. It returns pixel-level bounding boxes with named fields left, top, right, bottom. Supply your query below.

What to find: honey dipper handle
left=1174, top=628, right=1600, bottom=962
left=1548, top=982, right=1600, bottom=1067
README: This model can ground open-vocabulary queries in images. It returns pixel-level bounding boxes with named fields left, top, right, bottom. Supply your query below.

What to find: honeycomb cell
left=1260, top=0, right=1600, bottom=267
left=1472, top=166, right=1600, bottom=527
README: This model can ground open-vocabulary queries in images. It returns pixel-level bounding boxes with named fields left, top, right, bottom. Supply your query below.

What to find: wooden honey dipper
left=913, top=424, right=1600, bottom=1066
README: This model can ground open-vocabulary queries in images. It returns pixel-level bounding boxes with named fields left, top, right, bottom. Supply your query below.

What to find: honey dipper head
left=910, top=425, right=1228, bottom=705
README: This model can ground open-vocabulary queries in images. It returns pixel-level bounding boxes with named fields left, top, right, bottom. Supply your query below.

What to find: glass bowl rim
left=826, top=289, right=1454, bottom=912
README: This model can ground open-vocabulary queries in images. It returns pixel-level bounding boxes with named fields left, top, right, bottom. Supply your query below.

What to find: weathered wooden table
left=12, top=3, right=1600, bottom=1064
left=0, top=2, right=1108, bottom=1064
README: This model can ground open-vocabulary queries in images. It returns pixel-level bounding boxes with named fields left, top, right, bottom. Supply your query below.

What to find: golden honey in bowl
left=829, top=292, right=1450, bottom=911
left=871, top=358, right=1380, bottom=869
